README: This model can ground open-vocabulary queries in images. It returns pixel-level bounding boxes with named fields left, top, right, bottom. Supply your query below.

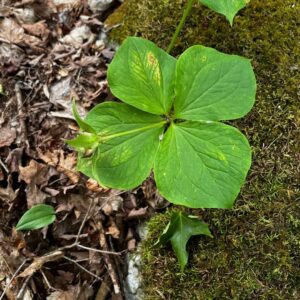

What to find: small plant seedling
left=70, top=36, right=256, bottom=209
left=155, top=212, right=212, bottom=271
left=16, top=204, right=56, bottom=231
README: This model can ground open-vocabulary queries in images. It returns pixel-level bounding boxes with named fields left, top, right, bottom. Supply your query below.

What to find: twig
left=75, top=198, right=93, bottom=244
left=16, top=274, right=32, bottom=300
left=15, top=83, right=28, bottom=148
left=0, top=259, right=28, bottom=300
left=63, top=256, right=102, bottom=281
left=0, top=158, right=9, bottom=173
left=98, top=222, right=122, bottom=296
left=40, top=270, right=57, bottom=291
left=76, top=244, right=122, bottom=255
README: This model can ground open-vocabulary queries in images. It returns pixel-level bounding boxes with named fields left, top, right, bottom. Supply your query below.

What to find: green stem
left=99, top=121, right=166, bottom=142
left=167, top=0, right=195, bottom=54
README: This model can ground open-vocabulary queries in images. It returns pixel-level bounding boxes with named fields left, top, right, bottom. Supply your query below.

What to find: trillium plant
left=17, top=0, right=255, bottom=271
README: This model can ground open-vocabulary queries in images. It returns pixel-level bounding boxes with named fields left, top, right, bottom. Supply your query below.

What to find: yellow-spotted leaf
left=108, top=37, right=176, bottom=115
left=84, top=102, right=165, bottom=189
left=199, top=0, right=250, bottom=25
left=154, top=121, right=251, bottom=208
left=174, top=46, right=256, bottom=121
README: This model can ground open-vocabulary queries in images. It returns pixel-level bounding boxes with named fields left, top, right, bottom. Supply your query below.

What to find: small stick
left=63, top=256, right=102, bottom=281
left=76, top=244, right=122, bottom=255
left=75, top=198, right=93, bottom=244
left=98, top=222, right=122, bottom=296
left=0, top=158, right=9, bottom=173
left=40, top=270, right=57, bottom=291
left=15, top=83, right=28, bottom=148
left=16, top=275, right=32, bottom=300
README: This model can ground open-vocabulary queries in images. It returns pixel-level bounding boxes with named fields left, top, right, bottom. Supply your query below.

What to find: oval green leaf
left=154, top=121, right=251, bottom=208
left=84, top=102, right=165, bottom=189
left=108, top=37, right=176, bottom=115
left=174, top=45, right=256, bottom=121
left=16, top=204, right=56, bottom=231
left=199, top=0, right=249, bottom=25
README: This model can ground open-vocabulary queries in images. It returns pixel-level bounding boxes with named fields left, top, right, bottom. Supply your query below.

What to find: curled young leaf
left=156, top=211, right=212, bottom=271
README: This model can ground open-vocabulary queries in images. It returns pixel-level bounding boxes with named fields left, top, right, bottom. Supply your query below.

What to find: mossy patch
left=107, top=0, right=300, bottom=298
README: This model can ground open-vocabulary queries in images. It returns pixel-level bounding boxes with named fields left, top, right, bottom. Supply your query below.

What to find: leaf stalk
left=167, top=0, right=195, bottom=54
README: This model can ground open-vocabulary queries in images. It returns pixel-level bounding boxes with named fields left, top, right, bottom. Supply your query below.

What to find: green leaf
left=107, top=37, right=176, bottom=115
left=76, top=152, right=98, bottom=180
left=84, top=102, right=165, bottom=189
left=199, top=0, right=249, bottom=25
left=154, top=121, right=251, bottom=208
left=174, top=45, right=256, bottom=121
left=72, top=100, right=96, bottom=133
left=16, top=204, right=56, bottom=231
left=156, top=211, right=212, bottom=272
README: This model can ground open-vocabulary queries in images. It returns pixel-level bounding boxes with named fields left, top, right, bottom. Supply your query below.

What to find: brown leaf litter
left=0, top=0, right=168, bottom=298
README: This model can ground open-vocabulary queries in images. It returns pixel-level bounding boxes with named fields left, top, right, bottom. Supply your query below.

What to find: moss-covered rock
left=107, top=0, right=300, bottom=298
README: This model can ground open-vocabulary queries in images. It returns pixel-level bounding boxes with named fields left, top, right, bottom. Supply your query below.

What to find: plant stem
left=167, top=0, right=195, bottom=54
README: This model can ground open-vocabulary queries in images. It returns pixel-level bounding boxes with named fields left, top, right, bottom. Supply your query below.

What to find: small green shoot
left=16, top=204, right=56, bottom=231
left=199, top=0, right=250, bottom=25
left=156, top=211, right=212, bottom=271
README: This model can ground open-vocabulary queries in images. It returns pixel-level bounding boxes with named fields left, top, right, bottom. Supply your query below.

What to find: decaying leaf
left=0, top=127, right=16, bottom=148
left=88, top=0, right=114, bottom=13
left=0, top=177, right=19, bottom=203
left=38, top=149, right=80, bottom=183
left=22, top=20, right=50, bottom=40
left=19, top=160, right=49, bottom=185
left=60, top=25, right=95, bottom=48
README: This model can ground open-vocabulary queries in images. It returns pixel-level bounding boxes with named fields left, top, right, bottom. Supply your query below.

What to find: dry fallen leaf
left=0, top=126, right=16, bottom=148
left=0, top=18, right=44, bottom=51
left=60, top=25, right=95, bottom=48
left=19, top=160, right=49, bottom=185
left=38, top=149, right=80, bottom=183
left=88, top=0, right=114, bottom=13
left=25, top=183, right=49, bottom=208
left=106, top=219, right=120, bottom=239
left=127, top=207, right=148, bottom=219
left=22, top=20, right=50, bottom=40
left=0, top=179, right=19, bottom=203
left=102, top=195, right=123, bottom=216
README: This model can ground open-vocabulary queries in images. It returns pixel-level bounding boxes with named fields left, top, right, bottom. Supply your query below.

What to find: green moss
left=107, top=0, right=300, bottom=298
